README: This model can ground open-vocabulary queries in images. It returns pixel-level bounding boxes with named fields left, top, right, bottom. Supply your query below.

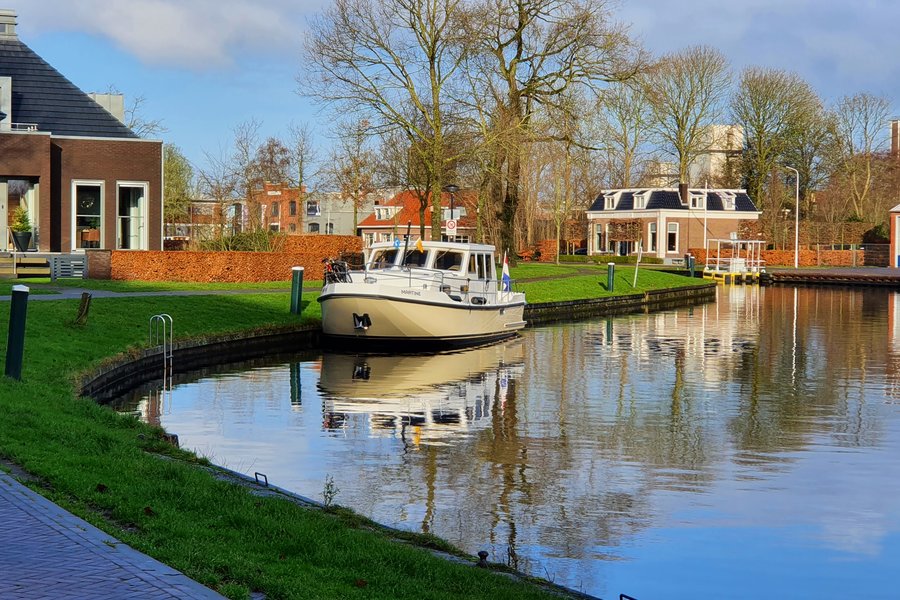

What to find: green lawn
left=30, top=278, right=315, bottom=292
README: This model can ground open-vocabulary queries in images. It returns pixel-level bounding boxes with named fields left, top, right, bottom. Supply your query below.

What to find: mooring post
left=290, top=266, right=304, bottom=314
left=607, top=262, right=615, bottom=293
left=688, top=254, right=695, bottom=278
left=5, top=284, right=29, bottom=380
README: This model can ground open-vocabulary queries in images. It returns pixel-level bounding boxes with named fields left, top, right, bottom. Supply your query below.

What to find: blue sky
left=9, top=0, right=900, bottom=176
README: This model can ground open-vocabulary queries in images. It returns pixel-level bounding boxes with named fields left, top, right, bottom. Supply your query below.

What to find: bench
left=50, top=255, right=85, bottom=282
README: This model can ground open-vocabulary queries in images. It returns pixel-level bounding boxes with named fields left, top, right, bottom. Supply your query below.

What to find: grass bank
left=0, top=265, right=701, bottom=599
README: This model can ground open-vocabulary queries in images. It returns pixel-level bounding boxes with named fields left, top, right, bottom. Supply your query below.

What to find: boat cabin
left=366, top=241, right=498, bottom=281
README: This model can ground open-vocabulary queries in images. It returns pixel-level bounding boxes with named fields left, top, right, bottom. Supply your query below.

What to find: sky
left=8, top=0, right=900, bottom=177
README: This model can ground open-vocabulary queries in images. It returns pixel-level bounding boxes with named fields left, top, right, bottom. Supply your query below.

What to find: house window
left=379, top=232, right=393, bottom=242
left=604, top=194, right=616, bottom=210
left=269, top=223, right=280, bottom=232
left=648, top=222, right=657, bottom=252
left=308, top=222, right=320, bottom=233
left=721, top=192, right=735, bottom=210
left=364, top=232, right=375, bottom=247
left=116, top=182, right=148, bottom=250
left=690, top=194, right=704, bottom=209
left=633, top=191, right=647, bottom=210
left=667, top=222, right=678, bottom=252
left=326, top=222, right=334, bottom=234
left=73, top=181, right=103, bottom=251
left=307, top=200, right=320, bottom=216
left=289, top=201, right=297, bottom=216
left=272, top=201, right=280, bottom=217
left=289, top=223, right=296, bottom=233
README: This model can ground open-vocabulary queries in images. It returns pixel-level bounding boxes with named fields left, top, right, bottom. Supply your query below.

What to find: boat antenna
left=402, top=220, right=412, bottom=269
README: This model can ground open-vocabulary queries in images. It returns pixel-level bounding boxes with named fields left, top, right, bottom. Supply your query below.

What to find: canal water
left=114, top=285, right=900, bottom=599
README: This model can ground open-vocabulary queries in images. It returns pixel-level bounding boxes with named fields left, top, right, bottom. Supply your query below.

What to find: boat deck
left=762, top=267, right=900, bottom=287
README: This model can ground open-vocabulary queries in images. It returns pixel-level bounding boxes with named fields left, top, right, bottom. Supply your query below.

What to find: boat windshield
left=369, top=248, right=399, bottom=269
left=433, top=249, right=465, bottom=272
left=403, top=249, right=428, bottom=268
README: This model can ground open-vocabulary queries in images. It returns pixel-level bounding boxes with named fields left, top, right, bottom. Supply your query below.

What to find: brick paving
left=0, top=471, right=224, bottom=599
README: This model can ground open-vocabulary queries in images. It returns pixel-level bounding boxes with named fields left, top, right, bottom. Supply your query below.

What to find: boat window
left=469, top=253, right=487, bottom=279
left=369, top=249, right=398, bottom=269
left=434, top=250, right=464, bottom=271
left=403, top=249, right=428, bottom=267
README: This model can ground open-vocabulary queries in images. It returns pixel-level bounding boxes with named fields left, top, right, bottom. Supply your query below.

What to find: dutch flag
left=501, top=251, right=511, bottom=293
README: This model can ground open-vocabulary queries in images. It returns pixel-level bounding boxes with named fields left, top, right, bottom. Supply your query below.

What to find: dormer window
left=690, top=193, right=705, bottom=209
left=604, top=193, right=617, bottom=210
left=721, top=192, right=736, bottom=210
left=633, top=190, right=648, bottom=209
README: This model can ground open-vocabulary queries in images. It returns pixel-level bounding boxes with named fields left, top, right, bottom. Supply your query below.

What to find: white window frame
left=115, top=181, right=149, bottom=250
left=690, top=194, right=705, bottom=209
left=604, top=193, right=616, bottom=210
left=633, top=191, right=647, bottom=210
left=721, top=192, right=736, bottom=210
left=666, top=222, right=679, bottom=253
left=648, top=222, right=657, bottom=252
left=71, top=179, right=104, bottom=252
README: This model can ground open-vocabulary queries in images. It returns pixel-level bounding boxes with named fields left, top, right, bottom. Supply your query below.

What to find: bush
left=197, top=230, right=285, bottom=252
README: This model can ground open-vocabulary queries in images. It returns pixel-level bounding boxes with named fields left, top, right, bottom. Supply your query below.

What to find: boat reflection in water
left=318, top=339, right=525, bottom=445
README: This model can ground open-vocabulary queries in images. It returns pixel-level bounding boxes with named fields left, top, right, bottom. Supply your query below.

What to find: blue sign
left=393, top=238, right=401, bottom=248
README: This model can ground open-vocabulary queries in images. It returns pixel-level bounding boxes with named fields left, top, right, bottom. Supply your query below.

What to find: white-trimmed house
left=585, top=187, right=761, bottom=262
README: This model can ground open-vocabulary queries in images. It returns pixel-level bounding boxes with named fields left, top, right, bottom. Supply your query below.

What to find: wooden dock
left=762, top=268, right=900, bottom=287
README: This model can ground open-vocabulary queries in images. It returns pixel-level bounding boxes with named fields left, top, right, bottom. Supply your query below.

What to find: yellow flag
left=415, top=238, right=424, bottom=252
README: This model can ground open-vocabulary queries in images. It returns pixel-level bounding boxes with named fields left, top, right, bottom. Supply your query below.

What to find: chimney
left=0, top=9, right=16, bottom=40
left=679, top=182, right=689, bottom=205
left=892, top=120, right=900, bottom=159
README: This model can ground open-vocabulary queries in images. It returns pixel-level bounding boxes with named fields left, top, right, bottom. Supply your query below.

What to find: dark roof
left=0, top=38, right=138, bottom=138
left=645, top=190, right=682, bottom=210
left=589, top=189, right=760, bottom=213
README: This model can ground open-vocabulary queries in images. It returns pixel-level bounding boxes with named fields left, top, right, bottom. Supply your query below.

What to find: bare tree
left=304, top=0, right=465, bottom=240
left=831, top=92, right=891, bottom=221
left=287, top=121, right=318, bottom=190
left=464, top=0, right=642, bottom=258
left=328, top=120, right=378, bottom=231
left=591, top=80, right=654, bottom=187
left=644, top=45, right=731, bottom=186
left=253, top=137, right=294, bottom=185
left=730, top=67, right=820, bottom=210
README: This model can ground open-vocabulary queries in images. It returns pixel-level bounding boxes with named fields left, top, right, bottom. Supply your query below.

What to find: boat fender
left=471, top=296, right=487, bottom=305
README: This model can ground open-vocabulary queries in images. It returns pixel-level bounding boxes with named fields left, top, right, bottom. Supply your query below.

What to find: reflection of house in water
left=594, top=285, right=762, bottom=384
left=318, top=340, right=525, bottom=445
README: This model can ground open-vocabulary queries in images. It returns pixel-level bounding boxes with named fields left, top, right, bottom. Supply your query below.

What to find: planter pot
left=11, top=231, right=31, bottom=252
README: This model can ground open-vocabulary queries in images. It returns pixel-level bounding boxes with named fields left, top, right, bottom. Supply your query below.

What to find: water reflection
left=115, top=286, right=900, bottom=599
left=318, top=341, right=525, bottom=446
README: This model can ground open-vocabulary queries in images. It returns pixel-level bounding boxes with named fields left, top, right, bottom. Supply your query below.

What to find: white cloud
left=14, top=0, right=325, bottom=68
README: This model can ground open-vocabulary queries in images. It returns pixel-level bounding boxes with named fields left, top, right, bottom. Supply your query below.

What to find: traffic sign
left=446, top=219, right=457, bottom=232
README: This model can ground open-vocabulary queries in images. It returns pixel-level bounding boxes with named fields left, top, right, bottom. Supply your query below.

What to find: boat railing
left=360, top=266, right=522, bottom=302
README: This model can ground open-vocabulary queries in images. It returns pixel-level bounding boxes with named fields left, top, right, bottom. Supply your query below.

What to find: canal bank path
left=0, top=467, right=225, bottom=599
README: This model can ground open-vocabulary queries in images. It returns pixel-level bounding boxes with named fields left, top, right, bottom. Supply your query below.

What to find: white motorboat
left=317, top=239, right=526, bottom=349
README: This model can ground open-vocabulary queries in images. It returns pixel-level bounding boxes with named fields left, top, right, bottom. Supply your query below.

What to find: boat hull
left=318, top=289, right=526, bottom=350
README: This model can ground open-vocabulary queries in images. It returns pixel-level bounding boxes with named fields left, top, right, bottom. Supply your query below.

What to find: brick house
left=585, top=187, right=761, bottom=261
left=0, top=9, right=162, bottom=252
left=252, top=182, right=304, bottom=234
left=357, top=189, right=476, bottom=249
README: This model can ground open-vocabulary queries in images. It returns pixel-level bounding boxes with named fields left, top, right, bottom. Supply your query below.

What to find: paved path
left=0, top=470, right=225, bottom=599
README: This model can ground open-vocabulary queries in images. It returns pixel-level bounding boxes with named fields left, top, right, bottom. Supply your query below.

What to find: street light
left=784, top=166, right=800, bottom=269
left=443, top=184, right=459, bottom=241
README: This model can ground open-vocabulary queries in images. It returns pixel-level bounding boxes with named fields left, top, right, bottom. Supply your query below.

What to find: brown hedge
left=109, top=235, right=363, bottom=283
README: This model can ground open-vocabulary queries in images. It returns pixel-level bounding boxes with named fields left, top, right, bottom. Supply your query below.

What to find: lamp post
left=784, top=166, right=800, bottom=269
left=443, top=184, right=459, bottom=241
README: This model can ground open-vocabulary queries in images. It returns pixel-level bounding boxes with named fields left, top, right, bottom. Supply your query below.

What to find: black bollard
left=290, top=266, right=304, bottom=314
left=607, top=262, right=615, bottom=293
left=5, top=284, right=29, bottom=380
